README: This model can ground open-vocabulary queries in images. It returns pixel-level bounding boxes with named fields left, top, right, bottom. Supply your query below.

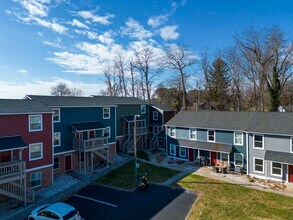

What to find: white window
left=254, top=158, right=264, bottom=173
left=29, top=115, right=42, bottom=132
left=208, top=130, right=215, bottom=142
left=170, top=144, right=175, bottom=156
left=234, top=153, right=243, bottom=167
left=254, top=135, right=264, bottom=149
left=179, top=147, right=186, bottom=157
left=53, top=157, right=60, bottom=170
left=234, top=132, right=243, bottom=145
left=29, top=143, right=43, bottom=160
left=52, top=108, right=60, bottom=122
left=153, top=111, right=158, bottom=121
left=54, top=132, right=61, bottom=147
left=103, top=108, right=110, bottom=119
left=141, top=105, right=146, bottom=114
left=271, top=162, right=282, bottom=176
left=103, top=127, right=110, bottom=138
left=291, top=137, right=293, bottom=153
left=30, top=171, right=42, bottom=188
left=170, top=127, right=176, bottom=138
left=189, top=129, right=196, bottom=140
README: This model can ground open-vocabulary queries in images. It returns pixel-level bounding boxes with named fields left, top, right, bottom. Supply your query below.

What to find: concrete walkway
left=4, top=157, right=132, bottom=220
left=162, top=172, right=188, bottom=186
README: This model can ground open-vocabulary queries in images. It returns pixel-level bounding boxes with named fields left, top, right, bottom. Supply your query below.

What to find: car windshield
left=37, top=205, right=50, bottom=213
left=63, top=209, right=78, bottom=220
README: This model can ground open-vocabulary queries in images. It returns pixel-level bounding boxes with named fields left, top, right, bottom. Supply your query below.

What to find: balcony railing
left=73, top=137, right=109, bottom=152
left=125, top=126, right=147, bottom=136
left=0, top=160, right=25, bottom=182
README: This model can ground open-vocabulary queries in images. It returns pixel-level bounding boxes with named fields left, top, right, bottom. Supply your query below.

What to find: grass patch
left=130, top=150, right=150, bottom=161
left=97, top=160, right=180, bottom=189
left=176, top=174, right=293, bottom=220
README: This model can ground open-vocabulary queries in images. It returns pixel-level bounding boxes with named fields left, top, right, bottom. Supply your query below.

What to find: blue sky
left=0, top=0, right=293, bottom=98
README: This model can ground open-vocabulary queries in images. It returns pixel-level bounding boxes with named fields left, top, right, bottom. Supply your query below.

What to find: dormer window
left=234, top=132, right=243, bottom=145
left=170, top=128, right=176, bottom=138
left=208, top=130, right=215, bottom=142
left=189, top=129, right=196, bottom=140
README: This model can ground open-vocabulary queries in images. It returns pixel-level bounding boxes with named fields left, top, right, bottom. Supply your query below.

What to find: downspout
left=51, top=113, right=54, bottom=185
left=246, top=132, right=249, bottom=175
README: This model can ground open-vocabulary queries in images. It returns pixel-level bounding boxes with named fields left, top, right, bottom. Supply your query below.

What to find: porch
left=71, top=121, right=114, bottom=176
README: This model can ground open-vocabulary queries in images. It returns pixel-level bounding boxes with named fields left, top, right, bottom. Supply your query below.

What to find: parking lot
left=64, top=184, right=196, bottom=220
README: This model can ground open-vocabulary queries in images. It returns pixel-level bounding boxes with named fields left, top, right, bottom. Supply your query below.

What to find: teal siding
left=116, top=104, right=148, bottom=136
left=149, top=107, right=163, bottom=126
left=54, top=106, right=116, bottom=154
left=216, top=130, right=233, bottom=143
left=197, top=129, right=207, bottom=141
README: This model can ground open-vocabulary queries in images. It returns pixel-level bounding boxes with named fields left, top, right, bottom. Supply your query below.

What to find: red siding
left=0, top=113, right=52, bottom=169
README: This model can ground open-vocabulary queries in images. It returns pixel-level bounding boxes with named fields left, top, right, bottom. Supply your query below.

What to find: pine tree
left=268, top=66, right=281, bottom=112
left=208, top=58, right=231, bottom=110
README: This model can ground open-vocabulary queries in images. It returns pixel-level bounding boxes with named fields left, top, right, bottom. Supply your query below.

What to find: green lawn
left=96, top=160, right=180, bottom=189
left=176, top=174, right=293, bottom=220
left=130, top=150, right=150, bottom=161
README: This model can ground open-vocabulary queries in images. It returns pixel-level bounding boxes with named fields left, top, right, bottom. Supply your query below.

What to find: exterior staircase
left=93, top=148, right=115, bottom=164
left=150, top=126, right=164, bottom=149
left=0, top=160, right=35, bottom=205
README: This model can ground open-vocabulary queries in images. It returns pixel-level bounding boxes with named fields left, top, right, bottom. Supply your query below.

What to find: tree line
left=52, top=25, right=293, bottom=112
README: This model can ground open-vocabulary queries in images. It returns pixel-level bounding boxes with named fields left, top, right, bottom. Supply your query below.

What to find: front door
left=289, top=165, right=293, bottom=183
left=65, top=155, right=72, bottom=172
left=211, top=152, right=217, bottom=165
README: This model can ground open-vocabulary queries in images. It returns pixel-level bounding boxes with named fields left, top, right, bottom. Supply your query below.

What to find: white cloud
left=43, top=40, right=64, bottom=49
left=17, top=69, right=29, bottom=74
left=121, top=18, right=152, bottom=40
left=17, top=0, right=50, bottom=17
left=5, top=10, right=12, bottom=15
left=159, top=25, right=179, bottom=40
left=37, top=31, right=43, bottom=36
left=33, top=17, right=67, bottom=34
left=77, top=10, right=114, bottom=25
left=68, top=19, right=89, bottom=29
left=147, top=15, right=169, bottom=28
left=0, top=78, right=105, bottom=99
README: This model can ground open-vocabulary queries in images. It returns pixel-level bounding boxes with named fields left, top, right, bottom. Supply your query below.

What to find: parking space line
left=74, top=194, right=118, bottom=208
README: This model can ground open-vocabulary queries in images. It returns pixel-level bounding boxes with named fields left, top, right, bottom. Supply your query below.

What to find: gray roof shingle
left=92, top=96, right=147, bottom=105
left=0, top=99, right=52, bottom=114
left=71, top=121, right=106, bottom=132
left=150, top=102, right=174, bottom=112
left=264, top=150, right=293, bottom=164
left=0, top=136, right=27, bottom=151
left=166, top=111, right=293, bottom=135
left=176, top=139, right=232, bottom=153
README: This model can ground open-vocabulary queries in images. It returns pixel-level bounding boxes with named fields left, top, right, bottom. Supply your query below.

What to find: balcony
left=129, top=127, right=148, bottom=135
left=0, top=160, right=26, bottom=184
left=73, top=137, right=109, bottom=152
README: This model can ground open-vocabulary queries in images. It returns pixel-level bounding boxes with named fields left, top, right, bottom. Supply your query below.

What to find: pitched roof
left=176, top=139, right=232, bottom=153
left=0, top=136, right=27, bottom=152
left=26, top=95, right=116, bottom=107
left=71, top=121, right=106, bottom=132
left=165, top=111, right=293, bottom=135
left=265, top=150, right=293, bottom=164
left=150, top=102, right=174, bottom=112
left=0, top=99, right=52, bottom=114
left=92, top=96, right=147, bottom=105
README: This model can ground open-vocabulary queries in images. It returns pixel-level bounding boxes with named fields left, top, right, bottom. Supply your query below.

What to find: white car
left=28, top=202, right=81, bottom=220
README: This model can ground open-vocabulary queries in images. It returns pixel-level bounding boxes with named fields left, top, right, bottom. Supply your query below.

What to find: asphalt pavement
left=65, top=184, right=196, bottom=220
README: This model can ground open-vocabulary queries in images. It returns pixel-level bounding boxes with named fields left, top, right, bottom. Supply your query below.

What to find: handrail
left=73, top=137, right=109, bottom=151
left=0, top=160, right=25, bottom=180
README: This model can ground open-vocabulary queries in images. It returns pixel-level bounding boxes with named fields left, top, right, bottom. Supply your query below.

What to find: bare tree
left=129, top=60, right=136, bottom=97
left=133, top=47, right=161, bottom=101
left=114, top=54, right=128, bottom=97
left=51, top=83, right=83, bottom=97
left=162, top=45, right=196, bottom=110
left=100, top=63, right=119, bottom=96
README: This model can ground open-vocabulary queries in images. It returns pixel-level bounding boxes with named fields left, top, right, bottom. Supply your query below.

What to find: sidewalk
left=4, top=157, right=132, bottom=220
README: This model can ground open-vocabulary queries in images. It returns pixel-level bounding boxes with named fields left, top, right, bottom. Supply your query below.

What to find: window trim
left=234, top=132, right=243, bottom=146
left=153, top=111, right=158, bottom=121
left=52, top=108, right=60, bottom=123
left=234, top=153, right=243, bottom=167
left=271, top=161, right=282, bottom=177
left=179, top=147, right=187, bottom=157
left=103, top=126, right=111, bottom=138
left=53, top=156, right=60, bottom=170
left=141, top=105, right=146, bottom=114
left=30, top=171, right=42, bottom=189
left=54, top=132, right=61, bottom=147
left=290, top=137, right=293, bottom=153
left=189, top=128, right=197, bottom=140
left=207, top=130, right=215, bottom=142
left=170, top=144, right=175, bottom=156
left=253, top=134, right=264, bottom=150
left=29, top=142, right=43, bottom=161
left=103, top=107, right=110, bottom=119
left=29, top=115, right=43, bottom=132
left=253, top=157, right=264, bottom=174
left=170, top=127, right=176, bottom=138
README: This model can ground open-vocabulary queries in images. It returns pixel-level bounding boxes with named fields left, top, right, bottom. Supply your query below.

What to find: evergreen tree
left=268, top=66, right=281, bottom=112
left=208, top=58, right=231, bottom=110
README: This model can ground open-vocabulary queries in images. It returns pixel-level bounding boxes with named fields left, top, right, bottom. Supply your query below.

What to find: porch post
left=91, top=151, right=93, bottom=173
left=84, top=152, right=86, bottom=175
left=107, top=147, right=109, bottom=167
left=23, top=162, right=27, bottom=206
left=265, top=160, right=268, bottom=181
left=228, top=154, right=230, bottom=168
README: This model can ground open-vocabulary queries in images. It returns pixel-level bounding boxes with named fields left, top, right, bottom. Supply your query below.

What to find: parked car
left=28, top=202, right=81, bottom=220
